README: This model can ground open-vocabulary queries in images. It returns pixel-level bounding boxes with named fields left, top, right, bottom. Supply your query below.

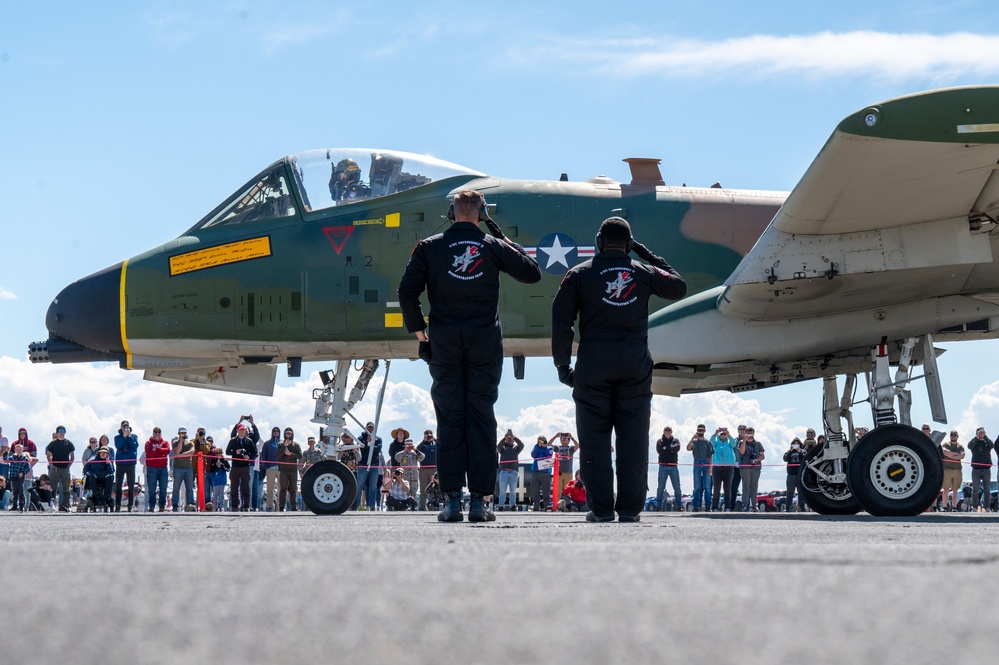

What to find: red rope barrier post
left=196, top=452, right=205, bottom=512
left=551, top=450, right=560, bottom=511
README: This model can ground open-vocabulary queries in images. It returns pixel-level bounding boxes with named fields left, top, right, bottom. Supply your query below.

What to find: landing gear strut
left=302, top=358, right=389, bottom=514
left=798, top=375, right=861, bottom=515
left=801, top=336, right=945, bottom=517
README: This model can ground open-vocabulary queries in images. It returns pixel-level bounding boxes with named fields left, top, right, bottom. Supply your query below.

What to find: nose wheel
left=798, top=444, right=861, bottom=515
left=845, top=424, right=943, bottom=516
left=301, top=460, right=357, bottom=515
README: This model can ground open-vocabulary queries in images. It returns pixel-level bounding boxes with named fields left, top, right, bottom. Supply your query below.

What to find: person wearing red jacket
left=144, top=427, right=171, bottom=512
left=559, top=471, right=587, bottom=512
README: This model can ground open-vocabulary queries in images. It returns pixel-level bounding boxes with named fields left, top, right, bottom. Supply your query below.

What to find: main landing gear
left=799, top=336, right=945, bottom=517
left=301, top=358, right=389, bottom=515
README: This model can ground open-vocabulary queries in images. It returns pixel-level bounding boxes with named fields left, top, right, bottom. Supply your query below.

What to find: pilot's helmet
left=335, top=158, right=361, bottom=184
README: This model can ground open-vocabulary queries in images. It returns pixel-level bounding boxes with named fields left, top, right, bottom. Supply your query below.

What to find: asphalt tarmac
left=3, top=510, right=996, bottom=664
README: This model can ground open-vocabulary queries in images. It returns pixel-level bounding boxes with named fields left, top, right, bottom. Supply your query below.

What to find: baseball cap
left=121, top=420, right=130, bottom=428
left=56, top=426, right=66, bottom=434
left=178, top=427, right=187, bottom=434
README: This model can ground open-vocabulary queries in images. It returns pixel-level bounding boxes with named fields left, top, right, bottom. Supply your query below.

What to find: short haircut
left=453, top=190, right=485, bottom=218
left=598, top=216, right=632, bottom=246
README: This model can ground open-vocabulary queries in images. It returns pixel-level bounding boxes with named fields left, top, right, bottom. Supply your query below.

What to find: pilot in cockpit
left=329, top=158, right=369, bottom=203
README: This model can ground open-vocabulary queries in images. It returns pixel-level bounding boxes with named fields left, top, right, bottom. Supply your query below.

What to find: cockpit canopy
left=190, top=149, right=484, bottom=231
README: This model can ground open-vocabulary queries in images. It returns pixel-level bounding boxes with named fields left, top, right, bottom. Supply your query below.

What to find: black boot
left=468, top=493, right=496, bottom=522
left=438, top=490, right=463, bottom=522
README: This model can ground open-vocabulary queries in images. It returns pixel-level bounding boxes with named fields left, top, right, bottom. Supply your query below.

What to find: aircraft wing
left=720, top=86, right=999, bottom=321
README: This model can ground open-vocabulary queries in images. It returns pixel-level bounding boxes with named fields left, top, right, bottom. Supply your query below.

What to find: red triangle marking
left=323, top=226, right=355, bottom=254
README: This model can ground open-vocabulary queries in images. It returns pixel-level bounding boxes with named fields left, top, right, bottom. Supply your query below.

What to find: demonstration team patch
left=448, top=240, right=485, bottom=280
left=601, top=266, right=637, bottom=306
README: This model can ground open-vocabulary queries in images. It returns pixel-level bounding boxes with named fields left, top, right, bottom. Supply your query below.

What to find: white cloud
left=0, top=287, right=15, bottom=300
left=145, top=12, right=198, bottom=48
left=259, top=8, right=352, bottom=55
left=953, top=380, right=999, bottom=439
left=504, top=31, right=999, bottom=83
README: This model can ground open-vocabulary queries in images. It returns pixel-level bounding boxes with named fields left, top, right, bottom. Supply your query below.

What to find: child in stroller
left=83, top=446, right=115, bottom=512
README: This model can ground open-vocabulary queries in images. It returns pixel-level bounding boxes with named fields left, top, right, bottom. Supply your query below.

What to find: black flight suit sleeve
left=495, top=239, right=542, bottom=285
left=634, top=243, right=687, bottom=301
left=551, top=270, right=580, bottom=367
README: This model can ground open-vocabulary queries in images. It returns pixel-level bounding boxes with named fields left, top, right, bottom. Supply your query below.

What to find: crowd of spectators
left=0, top=418, right=991, bottom=514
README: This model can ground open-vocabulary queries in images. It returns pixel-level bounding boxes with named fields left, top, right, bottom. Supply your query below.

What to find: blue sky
left=4, top=1, right=999, bottom=493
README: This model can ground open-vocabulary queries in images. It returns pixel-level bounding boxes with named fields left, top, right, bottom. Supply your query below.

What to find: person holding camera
left=686, top=425, right=713, bottom=512
left=424, top=472, right=444, bottom=510
left=551, top=431, right=578, bottom=498
left=226, top=418, right=259, bottom=512
left=385, top=468, right=417, bottom=511
left=113, top=421, right=139, bottom=512
left=277, top=428, right=302, bottom=511
left=559, top=470, right=587, bottom=512
left=144, top=426, right=170, bottom=512
left=398, top=189, right=542, bottom=523
left=783, top=437, right=806, bottom=512
left=710, top=427, right=738, bottom=511
left=496, top=429, right=524, bottom=510
left=655, top=426, right=682, bottom=511
left=738, top=427, right=765, bottom=511
left=394, top=438, right=425, bottom=501
left=552, top=217, right=686, bottom=523
left=417, top=429, right=438, bottom=511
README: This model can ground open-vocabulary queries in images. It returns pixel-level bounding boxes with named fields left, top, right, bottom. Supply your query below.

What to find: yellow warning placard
left=169, top=237, right=272, bottom=276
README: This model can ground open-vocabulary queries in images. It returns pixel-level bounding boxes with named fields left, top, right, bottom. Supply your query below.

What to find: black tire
left=798, top=443, right=862, bottom=515
left=301, top=460, right=357, bottom=515
left=846, top=424, right=943, bottom=517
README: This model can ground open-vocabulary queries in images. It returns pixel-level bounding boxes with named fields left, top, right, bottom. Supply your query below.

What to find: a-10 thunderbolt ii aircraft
left=30, top=86, right=999, bottom=516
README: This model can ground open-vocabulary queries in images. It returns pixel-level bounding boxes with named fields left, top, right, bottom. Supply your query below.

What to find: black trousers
left=711, top=466, right=735, bottom=511
left=428, top=324, right=502, bottom=495
left=573, top=339, right=652, bottom=518
left=90, top=475, right=111, bottom=508
left=230, top=466, right=251, bottom=511
left=115, top=465, right=136, bottom=509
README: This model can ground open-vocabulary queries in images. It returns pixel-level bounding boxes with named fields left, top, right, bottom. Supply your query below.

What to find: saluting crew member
left=398, top=190, right=541, bottom=523
left=551, top=216, right=686, bottom=523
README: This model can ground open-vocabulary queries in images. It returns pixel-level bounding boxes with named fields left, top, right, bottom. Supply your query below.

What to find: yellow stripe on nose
left=119, top=259, right=132, bottom=369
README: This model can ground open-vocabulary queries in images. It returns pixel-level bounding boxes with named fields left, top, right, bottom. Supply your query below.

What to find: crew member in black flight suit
left=551, top=216, right=686, bottom=523
left=398, top=190, right=542, bottom=523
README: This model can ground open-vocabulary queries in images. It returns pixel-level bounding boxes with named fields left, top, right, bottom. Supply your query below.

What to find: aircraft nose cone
left=46, top=263, right=124, bottom=354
